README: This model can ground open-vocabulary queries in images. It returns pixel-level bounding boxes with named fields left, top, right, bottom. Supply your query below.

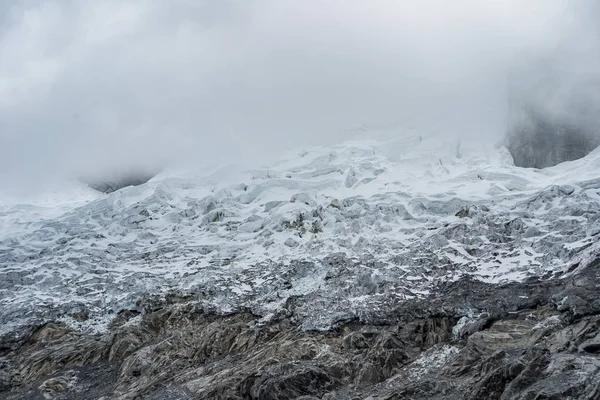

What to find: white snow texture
left=2, top=128, right=600, bottom=333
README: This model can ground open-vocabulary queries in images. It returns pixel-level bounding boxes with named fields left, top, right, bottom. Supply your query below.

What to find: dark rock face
left=85, top=171, right=157, bottom=194
left=1, top=253, right=600, bottom=399
left=506, top=108, right=600, bottom=169
left=505, top=48, right=600, bottom=169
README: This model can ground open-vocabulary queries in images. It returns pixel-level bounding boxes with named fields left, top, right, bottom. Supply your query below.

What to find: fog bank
left=1, top=0, right=598, bottom=187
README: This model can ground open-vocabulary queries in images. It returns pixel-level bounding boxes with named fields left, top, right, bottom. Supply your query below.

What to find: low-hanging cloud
left=1, top=0, right=598, bottom=187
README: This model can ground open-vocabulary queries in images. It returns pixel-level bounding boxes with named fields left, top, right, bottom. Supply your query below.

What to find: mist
left=1, top=0, right=598, bottom=189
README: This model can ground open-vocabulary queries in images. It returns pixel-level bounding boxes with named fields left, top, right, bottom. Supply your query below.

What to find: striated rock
left=249, top=362, right=338, bottom=400
left=0, top=252, right=599, bottom=399
left=39, top=374, right=76, bottom=399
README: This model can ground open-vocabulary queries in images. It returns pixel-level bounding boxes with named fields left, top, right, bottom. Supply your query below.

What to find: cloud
left=0, top=0, right=598, bottom=185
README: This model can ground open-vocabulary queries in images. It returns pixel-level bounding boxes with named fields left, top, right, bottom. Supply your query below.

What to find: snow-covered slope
left=2, top=129, right=600, bottom=335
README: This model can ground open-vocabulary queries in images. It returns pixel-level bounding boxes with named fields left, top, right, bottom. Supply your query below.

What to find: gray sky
left=1, top=0, right=598, bottom=186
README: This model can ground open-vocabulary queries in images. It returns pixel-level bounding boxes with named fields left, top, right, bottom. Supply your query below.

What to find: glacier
left=2, top=128, right=600, bottom=338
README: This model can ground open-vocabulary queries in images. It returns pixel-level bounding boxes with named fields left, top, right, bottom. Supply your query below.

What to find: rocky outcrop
left=84, top=171, right=157, bottom=194
left=1, top=253, right=599, bottom=399
left=506, top=107, right=600, bottom=169
left=505, top=56, right=600, bottom=169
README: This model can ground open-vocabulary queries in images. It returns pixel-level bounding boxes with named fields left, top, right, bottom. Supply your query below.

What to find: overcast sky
left=1, top=0, right=598, bottom=185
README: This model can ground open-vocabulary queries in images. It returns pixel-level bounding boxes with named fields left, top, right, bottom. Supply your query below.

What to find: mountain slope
left=2, top=129, right=600, bottom=338
left=2, top=129, right=600, bottom=398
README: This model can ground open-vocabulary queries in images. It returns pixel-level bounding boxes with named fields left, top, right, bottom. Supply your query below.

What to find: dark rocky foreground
left=1, top=254, right=600, bottom=400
